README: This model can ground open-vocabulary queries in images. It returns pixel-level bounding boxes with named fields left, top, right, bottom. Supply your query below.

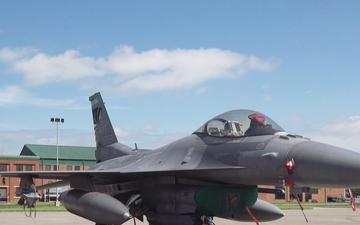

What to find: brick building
left=258, top=185, right=345, bottom=203
left=0, top=155, right=40, bottom=203
left=0, top=144, right=96, bottom=203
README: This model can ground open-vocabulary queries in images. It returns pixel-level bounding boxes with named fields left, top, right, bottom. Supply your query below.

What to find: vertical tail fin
left=89, top=92, right=133, bottom=162
left=89, top=92, right=118, bottom=147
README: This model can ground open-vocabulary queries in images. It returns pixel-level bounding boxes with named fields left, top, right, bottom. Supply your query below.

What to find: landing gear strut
left=201, top=216, right=215, bottom=225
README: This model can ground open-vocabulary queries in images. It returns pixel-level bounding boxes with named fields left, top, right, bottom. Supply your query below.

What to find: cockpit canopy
left=194, top=110, right=284, bottom=137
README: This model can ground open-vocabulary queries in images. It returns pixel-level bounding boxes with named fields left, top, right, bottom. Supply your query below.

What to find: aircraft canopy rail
left=194, top=109, right=284, bottom=137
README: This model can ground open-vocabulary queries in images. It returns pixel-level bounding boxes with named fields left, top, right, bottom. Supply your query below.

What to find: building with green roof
left=20, top=144, right=96, bottom=170
left=0, top=144, right=96, bottom=203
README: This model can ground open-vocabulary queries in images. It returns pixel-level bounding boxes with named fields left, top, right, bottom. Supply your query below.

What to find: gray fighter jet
left=1, top=92, right=360, bottom=225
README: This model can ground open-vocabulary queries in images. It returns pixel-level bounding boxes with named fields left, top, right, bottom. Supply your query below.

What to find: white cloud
left=13, top=50, right=105, bottom=85
left=112, top=124, right=187, bottom=149
left=0, top=129, right=95, bottom=155
left=0, top=46, right=275, bottom=94
left=0, top=47, right=37, bottom=62
left=113, top=126, right=128, bottom=138
left=306, top=116, right=360, bottom=152
left=107, top=47, right=274, bottom=94
left=0, top=85, right=74, bottom=108
left=0, top=126, right=185, bottom=155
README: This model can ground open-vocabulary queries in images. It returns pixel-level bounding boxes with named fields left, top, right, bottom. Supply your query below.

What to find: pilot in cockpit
left=245, top=113, right=275, bottom=136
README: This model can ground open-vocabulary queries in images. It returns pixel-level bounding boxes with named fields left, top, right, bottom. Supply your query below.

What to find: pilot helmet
left=248, top=113, right=266, bottom=125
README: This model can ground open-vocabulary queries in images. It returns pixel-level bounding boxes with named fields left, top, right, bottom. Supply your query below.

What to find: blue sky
left=0, top=1, right=360, bottom=154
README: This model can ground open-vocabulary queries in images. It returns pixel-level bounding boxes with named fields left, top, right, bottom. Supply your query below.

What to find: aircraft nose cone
left=289, top=141, right=360, bottom=187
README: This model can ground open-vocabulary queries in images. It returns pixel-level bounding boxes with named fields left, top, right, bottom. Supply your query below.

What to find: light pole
left=50, top=117, right=64, bottom=206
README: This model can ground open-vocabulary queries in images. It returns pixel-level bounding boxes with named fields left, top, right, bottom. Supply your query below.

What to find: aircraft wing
left=0, top=166, right=245, bottom=183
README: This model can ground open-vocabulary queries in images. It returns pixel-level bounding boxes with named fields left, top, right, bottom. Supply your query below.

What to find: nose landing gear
left=201, top=216, right=215, bottom=225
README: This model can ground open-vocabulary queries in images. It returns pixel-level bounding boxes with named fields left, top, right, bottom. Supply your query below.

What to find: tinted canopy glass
left=195, top=110, right=284, bottom=137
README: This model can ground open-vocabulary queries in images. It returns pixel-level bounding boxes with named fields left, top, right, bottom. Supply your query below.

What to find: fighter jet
left=1, top=92, right=360, bottom=225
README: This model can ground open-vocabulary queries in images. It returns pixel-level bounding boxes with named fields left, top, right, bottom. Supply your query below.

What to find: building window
left=53, top=165, right=58, bottom=171
left=0, top=187, right=7, bottom=201
left=24, top=165, right=33, bottom=171
left=74, top=166, right=81, bottom=171
left=311, top=188, right=319, bottom=194
left=66, top=165, right=73, bottom=171
left=15, top=187, right=21, bottom=197
left=0, top=164, right=8, bottom=171
left=15, top=164, right=33, bottom=171
left=15, top=164, right=23, bottom=171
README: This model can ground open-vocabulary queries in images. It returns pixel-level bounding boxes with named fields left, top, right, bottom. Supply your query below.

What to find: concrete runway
left=1, top=208, right=360, bottom=225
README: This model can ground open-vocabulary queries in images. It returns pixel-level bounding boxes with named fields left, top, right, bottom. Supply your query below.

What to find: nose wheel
left=201, top=216, right=215, bottom=225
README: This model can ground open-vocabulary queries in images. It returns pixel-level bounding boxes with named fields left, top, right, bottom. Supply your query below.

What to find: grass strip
left=0, top=202, right=66, bottom=212
left=275, top=202, right=351, bottom=210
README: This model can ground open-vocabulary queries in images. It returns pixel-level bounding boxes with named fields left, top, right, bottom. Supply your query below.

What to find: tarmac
left=1, top=208, right=360, bottom=225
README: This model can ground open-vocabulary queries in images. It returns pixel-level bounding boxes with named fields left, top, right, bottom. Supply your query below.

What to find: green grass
left=0, top=202, right=66, bottom=212
left=275, top=202, right=351, bottom=210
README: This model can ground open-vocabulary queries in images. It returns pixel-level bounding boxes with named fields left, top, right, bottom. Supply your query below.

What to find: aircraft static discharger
left=2, top=92, right=360, bottom=225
